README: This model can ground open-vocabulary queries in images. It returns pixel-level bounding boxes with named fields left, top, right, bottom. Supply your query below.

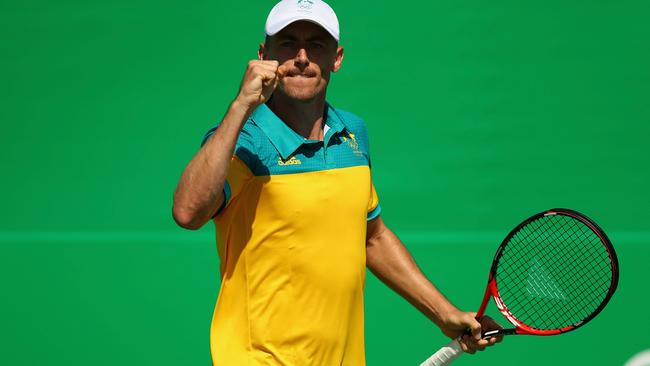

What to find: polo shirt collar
left=251, top=102, right=348, bottom=160
left=324, top=102, right=346, bottom=135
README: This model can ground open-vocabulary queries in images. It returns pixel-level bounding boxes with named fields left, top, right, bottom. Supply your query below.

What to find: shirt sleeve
left=367, top=179, right=381, bottom=221
left=200, top=124, right=255, bottom=217
left=352, top=118, right=381, bottom=221
left=347, top=116, right=381, bottom=221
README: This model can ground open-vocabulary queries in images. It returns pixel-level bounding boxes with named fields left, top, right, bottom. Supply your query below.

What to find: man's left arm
left=365, top=215, right=502, bottom=354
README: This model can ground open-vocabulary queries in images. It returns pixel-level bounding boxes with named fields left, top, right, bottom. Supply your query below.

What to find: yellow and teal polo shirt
left=202, top=102, right=381, bottom=366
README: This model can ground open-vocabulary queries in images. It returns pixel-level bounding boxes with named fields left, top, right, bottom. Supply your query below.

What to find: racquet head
left=483, top=208, right=619, bottom=336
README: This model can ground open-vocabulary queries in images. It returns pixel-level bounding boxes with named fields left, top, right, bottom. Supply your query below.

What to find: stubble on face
left=278, top=73, right=324, bottom=102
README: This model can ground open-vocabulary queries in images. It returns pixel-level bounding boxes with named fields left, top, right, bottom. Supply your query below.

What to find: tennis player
left=173, top=1, right=502, bottom=364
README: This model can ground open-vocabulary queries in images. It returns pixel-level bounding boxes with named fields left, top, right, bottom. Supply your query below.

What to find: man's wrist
left=231, top=97, right=257, bottom=116
left=225, top=98, right=257, bottom=130
left=423, top=297, right=460, bottom=327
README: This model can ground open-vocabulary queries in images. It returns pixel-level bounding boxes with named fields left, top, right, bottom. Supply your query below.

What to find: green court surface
left=1, top=0, right=649, bottom=365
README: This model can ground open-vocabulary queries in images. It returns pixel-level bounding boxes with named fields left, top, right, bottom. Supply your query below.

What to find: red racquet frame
left=474, top=208, right=619, bottom=337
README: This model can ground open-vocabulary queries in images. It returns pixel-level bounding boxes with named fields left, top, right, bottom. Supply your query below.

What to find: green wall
left=1, top=0, right=648, bottom=365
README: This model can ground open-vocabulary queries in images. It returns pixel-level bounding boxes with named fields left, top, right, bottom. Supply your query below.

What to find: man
left=173, top=1, right=501, bottom=364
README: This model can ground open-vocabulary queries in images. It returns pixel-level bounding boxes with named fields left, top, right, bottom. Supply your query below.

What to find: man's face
left=260, top=20, right=344, bottom=102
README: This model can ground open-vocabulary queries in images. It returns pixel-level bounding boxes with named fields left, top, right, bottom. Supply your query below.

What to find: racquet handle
left=419, top=339, right=463, bottom=366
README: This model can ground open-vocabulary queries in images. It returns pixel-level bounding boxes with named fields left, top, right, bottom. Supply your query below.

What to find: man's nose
left=294, top=48, right=309, bottom=67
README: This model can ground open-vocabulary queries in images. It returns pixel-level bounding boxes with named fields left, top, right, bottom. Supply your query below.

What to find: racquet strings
left=495, top=214, right=614, bottom=330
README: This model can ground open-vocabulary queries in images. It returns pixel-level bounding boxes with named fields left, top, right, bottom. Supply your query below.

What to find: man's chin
left=279, top=87, right=322, bottom=102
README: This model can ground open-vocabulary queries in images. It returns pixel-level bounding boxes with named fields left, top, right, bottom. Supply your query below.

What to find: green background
left=1, top=0, right=648, bottom=365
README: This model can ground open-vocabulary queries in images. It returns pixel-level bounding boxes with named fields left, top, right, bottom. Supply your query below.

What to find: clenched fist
left=235, top=60, right=286, bottom=110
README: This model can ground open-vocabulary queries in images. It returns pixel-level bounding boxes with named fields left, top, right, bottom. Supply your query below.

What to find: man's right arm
left=172, top=60, right=283, bottom=230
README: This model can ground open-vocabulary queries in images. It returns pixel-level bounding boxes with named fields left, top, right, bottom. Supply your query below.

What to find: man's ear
left=258, top=43, right=266, bottom=60
left=332, top=46, right=344, bottom=73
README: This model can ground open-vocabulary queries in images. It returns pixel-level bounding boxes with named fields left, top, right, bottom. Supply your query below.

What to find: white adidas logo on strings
left=526, top=257, right=567, bottom=301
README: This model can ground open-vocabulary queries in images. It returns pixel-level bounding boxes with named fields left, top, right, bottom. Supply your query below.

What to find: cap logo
left=297, top=0, right=314, bottom=10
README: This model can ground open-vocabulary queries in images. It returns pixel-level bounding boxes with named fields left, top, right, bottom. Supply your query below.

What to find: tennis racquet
left=420, top=208, right=619, bottom=366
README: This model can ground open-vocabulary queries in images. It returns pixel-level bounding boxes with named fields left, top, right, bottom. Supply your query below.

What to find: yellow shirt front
left=202, top=103, right=380, bottom=365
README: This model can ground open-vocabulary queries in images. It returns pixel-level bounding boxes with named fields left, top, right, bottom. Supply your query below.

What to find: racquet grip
left=419, top=339, right=463, bottom=366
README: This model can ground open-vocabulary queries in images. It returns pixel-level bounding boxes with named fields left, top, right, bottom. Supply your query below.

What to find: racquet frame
left=476, top=208, right=619, bottom=337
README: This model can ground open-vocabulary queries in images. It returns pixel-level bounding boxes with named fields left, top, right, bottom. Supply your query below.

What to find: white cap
left=265, top=0, right=340, bottom=42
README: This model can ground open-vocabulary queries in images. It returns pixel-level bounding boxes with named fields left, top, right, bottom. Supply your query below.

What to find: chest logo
left=278, top=156, right=302, bottom=166
left=342, top=133, right=364, bottom=157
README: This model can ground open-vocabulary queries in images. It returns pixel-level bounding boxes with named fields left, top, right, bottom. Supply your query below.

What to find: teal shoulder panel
left=261, top=106, right=372, bottom=176
left=203, top=106, right=374, bottom=177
